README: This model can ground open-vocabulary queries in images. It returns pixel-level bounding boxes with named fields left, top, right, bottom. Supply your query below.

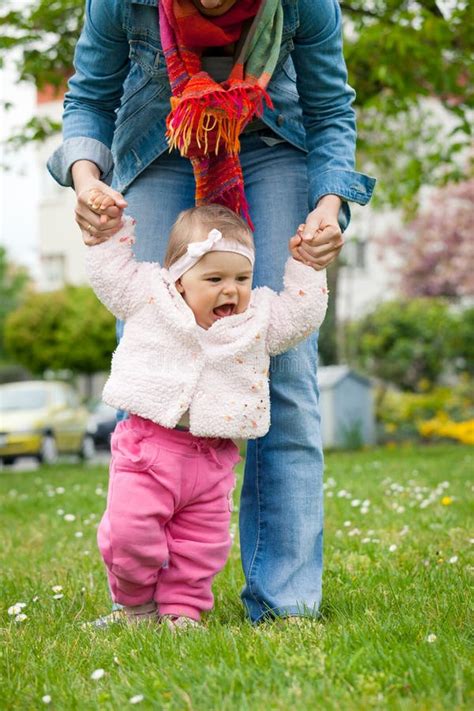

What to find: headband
left=167, top=229, right=255, bottom=281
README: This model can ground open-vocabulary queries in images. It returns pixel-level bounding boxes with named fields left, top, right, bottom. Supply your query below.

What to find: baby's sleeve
left=266, top=258, right=329, bottom=356
left=85, top=216, right=156, bottom=320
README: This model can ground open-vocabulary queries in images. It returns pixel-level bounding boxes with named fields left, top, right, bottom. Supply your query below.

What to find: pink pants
left=97, top=415, right=240, bottom=621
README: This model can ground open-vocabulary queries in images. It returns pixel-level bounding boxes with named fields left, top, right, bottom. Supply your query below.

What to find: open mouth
left=213, top=303, right=236, bottom=318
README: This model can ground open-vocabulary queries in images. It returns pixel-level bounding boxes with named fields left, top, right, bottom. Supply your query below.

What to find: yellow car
left=0, top=380, right=95, bottom=465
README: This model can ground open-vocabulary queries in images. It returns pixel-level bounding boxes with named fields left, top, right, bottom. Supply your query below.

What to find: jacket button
left=276, top=114, right=285, bottom=126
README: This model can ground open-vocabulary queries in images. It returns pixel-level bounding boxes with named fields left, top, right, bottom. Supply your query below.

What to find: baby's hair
left=164, top=204, right=255, bottom=269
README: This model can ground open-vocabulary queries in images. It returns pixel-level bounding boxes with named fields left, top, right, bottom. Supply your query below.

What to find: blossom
left=53, top=594, right=64, bottom=600
left=52, top=585, right=63, bottom=593
left=42, top=696, right=52, bottom=704
left=75, top=531, right=84, bottom=538
left=130, top=695, right=144, bottom=705
left=448, top=556, right=458, bottom=564
left=426, top=634, right=437, bottom=643
left=15, top=613, right=27, bottom=622
left=55, top=487, right=65, bottom=494
left=90, top=669, right=105, bottom=680
left=8, top=602, right=26, bottom=616
left=441, top=496, right=453, bottom=506
left=64, top=514, right=76, bottom=522
left=388, top=544, right=397, bottom=552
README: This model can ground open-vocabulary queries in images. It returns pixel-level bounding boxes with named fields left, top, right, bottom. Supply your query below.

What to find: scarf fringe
left=166, top=84, right=272, bottom=157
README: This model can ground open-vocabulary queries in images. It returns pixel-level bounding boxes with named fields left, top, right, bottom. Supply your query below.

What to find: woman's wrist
left=316, top=194, right=342, bottom=212
left=71, top=160, right=101, bottom=193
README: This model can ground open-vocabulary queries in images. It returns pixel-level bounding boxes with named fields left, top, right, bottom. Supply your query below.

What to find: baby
left=85, top=196, right=328, bottom=629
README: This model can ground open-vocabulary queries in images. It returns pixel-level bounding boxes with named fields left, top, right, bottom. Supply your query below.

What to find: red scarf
left=159, top=0, right=282, bottom=226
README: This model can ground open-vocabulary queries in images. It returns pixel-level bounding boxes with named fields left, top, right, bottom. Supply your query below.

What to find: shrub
left=349, top=298, right=454, bottom=391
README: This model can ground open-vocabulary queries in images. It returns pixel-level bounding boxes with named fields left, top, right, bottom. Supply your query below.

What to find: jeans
left=120, top=131, right=323, bottom=622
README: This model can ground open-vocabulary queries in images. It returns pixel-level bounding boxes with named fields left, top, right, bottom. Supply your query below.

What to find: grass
left=0, top=444, right=473, bottom=710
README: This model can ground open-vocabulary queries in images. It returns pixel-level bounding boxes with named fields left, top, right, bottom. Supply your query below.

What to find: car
left=0, top=380, right=95, bottom=465
left=87, top=400, right=117, bottom=450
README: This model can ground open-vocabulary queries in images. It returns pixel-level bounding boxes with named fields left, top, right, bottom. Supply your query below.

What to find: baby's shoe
left=88, top=601, right=157, bottom=629
left=160, top=614, right=202, bottom=631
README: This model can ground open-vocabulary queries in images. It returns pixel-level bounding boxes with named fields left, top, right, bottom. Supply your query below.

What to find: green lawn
left=1, top=445, right=472, bottom=710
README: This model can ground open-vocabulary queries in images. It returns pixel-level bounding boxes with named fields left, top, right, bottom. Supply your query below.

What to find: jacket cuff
left=47, top=137, right=114, bottom=188
left=285, top=257, right=327, bottom=290
left=311, top=169, right=376, bottom=232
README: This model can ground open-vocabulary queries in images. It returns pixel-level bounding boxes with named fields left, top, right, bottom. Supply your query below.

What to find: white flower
left=32, top=596, right=39, bottom=602
left=8, top=603, right=26, bottom=616
left=53, top=594, right=64, bottom=600
left=90, top=669, right=105, bottom=681
left=75, top=531, right=84, bottom=538
left=348, top=528, right=361, bottom=537
left=95, top=487, right=104, bottom=496
left=42, top=695, right=52, bottom=704
left=448, top=556, right=458, bottom=564
left=57, top=509, right=65, bottom=516
left=360, top=508, right=369, bottom=515
left=362, top=537, right=371, bottom=543
left=389, top=544, right=397, bottom=552
left=130, top=695, right=144, bottom=705
left=426, top=634, right=437, bottom=643
left=362, top=499, right=370, bottom=507
left=64, top=514, right=76, bottom=522
left=337, top=489, right=348, bottom=498
left=113, top=656, right=120, bottom=665
left=15, top=613, right=27, bottom=622
left=326, top=491, right=334, bottom=498
left=55, top=487, right=65, bottom=494
left=396, top=506, right=405, bottom=514
left=83, top=550, right=91, bottom=556
left=351, top=499, right=361, bottom=508
left=343, top=521, right=352, bottom=527
left=52, top=585, right=63, bottom=593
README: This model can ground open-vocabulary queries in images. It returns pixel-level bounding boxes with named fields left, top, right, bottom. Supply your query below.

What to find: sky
left=0, top=59, right=40, bottom=276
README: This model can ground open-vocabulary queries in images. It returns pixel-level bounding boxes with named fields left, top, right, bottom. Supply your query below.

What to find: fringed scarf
left=159, top=0, right=283, bottom=226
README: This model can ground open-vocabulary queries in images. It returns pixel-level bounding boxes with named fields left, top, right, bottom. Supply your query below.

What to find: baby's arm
left=265, top=233, right=329, bottom=356
left=85, top=213, right=156, bottom=321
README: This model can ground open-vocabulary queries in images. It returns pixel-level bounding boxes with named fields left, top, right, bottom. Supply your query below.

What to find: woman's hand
left=291, top=195, right=344, bottom=270
left=72, top=160, right=128, bottom=246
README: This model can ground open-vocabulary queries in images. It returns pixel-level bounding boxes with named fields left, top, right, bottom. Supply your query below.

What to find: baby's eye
left=207, top=277, right=221, bottom=283
left=237, top=276, right=250, bottom=282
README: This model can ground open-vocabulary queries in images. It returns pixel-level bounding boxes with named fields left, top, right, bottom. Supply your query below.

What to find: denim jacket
left=47, top=0, right=375, bottom=228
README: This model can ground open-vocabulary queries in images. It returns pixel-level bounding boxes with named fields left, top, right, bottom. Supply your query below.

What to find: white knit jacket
left=86, top=218, right=328, bottom=439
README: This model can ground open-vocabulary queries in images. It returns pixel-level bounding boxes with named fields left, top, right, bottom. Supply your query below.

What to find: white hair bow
left=187, top=229, right=223, bottom=258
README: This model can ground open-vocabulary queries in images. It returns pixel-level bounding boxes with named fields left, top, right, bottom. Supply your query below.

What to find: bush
left=349, top=298, right=455, bottom=391
left=4, top=286, right=116, bottom=375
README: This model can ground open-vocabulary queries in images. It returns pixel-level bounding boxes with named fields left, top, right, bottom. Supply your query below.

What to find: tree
left=4, top=285, right=116, bottom=375
left=379, top=179, right=474, bottom=299
left=0, top=246, right=31, bottom=359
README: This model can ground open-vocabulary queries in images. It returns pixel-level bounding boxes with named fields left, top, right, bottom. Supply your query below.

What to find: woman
left=48, top=0, right=375, bottom=624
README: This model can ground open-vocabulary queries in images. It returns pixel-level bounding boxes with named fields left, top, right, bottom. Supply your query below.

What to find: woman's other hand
left=72, top=160, right=128, bottom=246
left=295, top=195, right=344, bottom=270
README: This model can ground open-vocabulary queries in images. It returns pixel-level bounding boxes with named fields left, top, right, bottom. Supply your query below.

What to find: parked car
left=0, top=380, right=95, bottom=465
left=87, top=401, right=117, bottom=450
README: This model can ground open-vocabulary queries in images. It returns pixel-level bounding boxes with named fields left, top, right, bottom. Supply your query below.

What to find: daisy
left=91, top=669, right=105, bottom=681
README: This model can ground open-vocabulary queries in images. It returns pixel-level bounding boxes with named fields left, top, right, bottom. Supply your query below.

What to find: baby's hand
left=289, top=224, right=309, bottom=265
left=86, top=189, right=118, bottom=226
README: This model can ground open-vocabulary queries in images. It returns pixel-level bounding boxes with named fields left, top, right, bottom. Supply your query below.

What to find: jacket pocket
left=128, top=38, right=167, bottom=78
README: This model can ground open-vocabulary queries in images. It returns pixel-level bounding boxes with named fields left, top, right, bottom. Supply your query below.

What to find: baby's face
left=176, top=251, right=253, bottom=330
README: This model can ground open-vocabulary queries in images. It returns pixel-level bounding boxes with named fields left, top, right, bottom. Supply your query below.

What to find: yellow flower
left=441, top=496, right=453, bottom=506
